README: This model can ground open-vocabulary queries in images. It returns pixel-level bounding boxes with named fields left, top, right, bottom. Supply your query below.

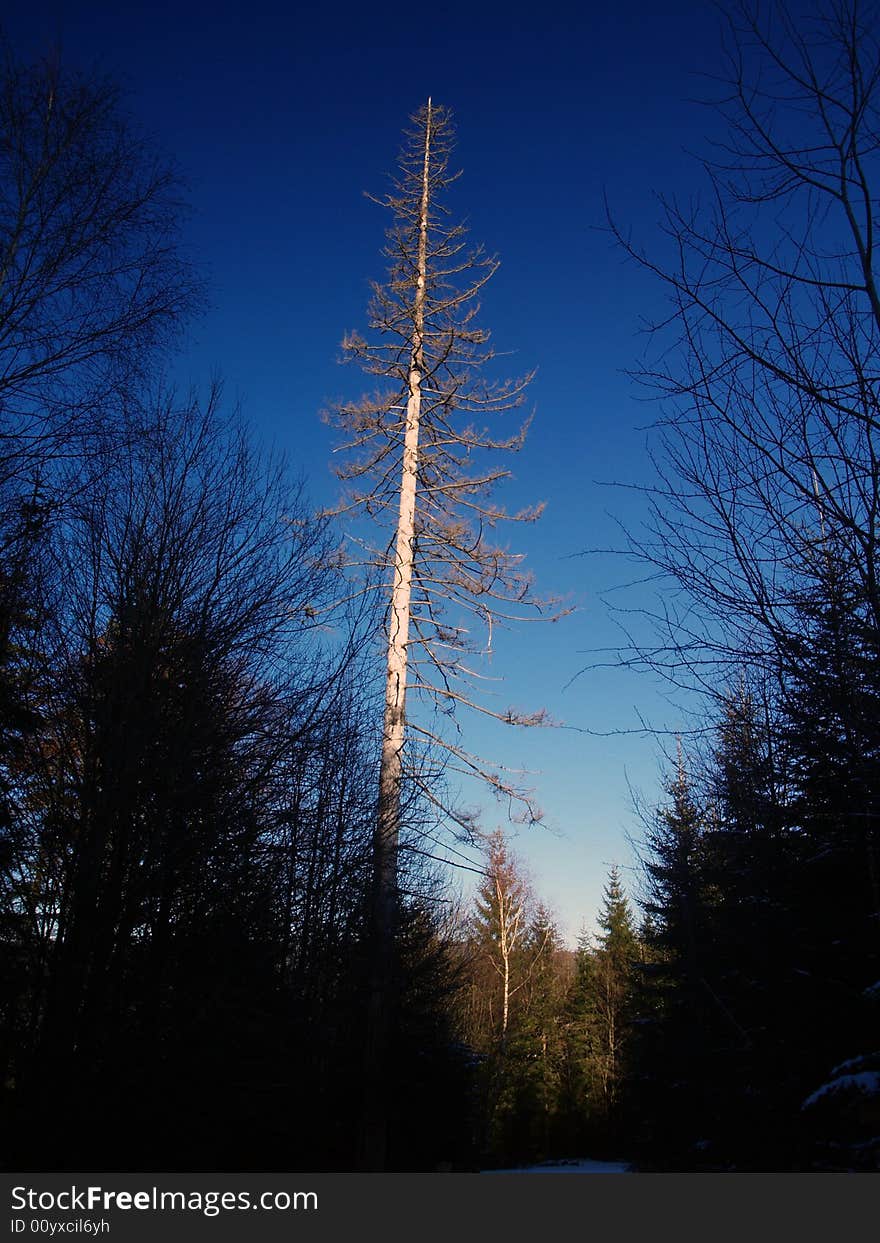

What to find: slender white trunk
left=358, top=99, right=432, bottom=1172
left=498, top=876, right=510, bottom=1044
left=375, top=95, right=431, bottom=951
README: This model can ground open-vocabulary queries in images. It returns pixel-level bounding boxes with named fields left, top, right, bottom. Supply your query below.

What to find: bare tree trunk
left=498, top=875, right=511, bottom=1048
left=357, top=99, right=432, bottom=1173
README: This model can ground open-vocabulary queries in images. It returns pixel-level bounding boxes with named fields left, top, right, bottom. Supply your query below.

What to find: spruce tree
left=592, top=867, right=638, bottom=1121
left=324, top=100, right=563, bottom=1169
left=634, top=757, right=726, bottom=1163
left=778, top=567, right=880, bottom=1167
left=562, top=868, right=638, bottom=1150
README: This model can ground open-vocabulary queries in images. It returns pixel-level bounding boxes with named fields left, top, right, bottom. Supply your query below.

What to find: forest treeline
left=452, top=693, right=880, bottom=1173
left=2, top=0, right=879, bottom=1173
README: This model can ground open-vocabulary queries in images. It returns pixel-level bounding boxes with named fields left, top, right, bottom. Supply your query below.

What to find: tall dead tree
left=325, top=100, right=565, bottom=1168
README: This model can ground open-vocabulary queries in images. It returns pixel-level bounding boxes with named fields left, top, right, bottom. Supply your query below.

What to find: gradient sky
left=5, top=0, right=735, bottom=944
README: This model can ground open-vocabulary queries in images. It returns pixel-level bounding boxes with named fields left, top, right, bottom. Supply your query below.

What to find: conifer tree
left=633, top=756, right=725, bottom=1159
left=591, top=867, right=638, bottom=1118
left=777, top=569, right=880, bottom=1165
left=325, top=101, right=564, bottom=1167
left=704, top=685, right=793, bottom=1039
left=561, top=867, right=638, bottom=1147
left=504, top=904, right=567, bottom=1163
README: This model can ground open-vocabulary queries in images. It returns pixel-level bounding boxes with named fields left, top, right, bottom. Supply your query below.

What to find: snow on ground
left=828, top=1051, right=880, bottom=1078
left=482, top=1158, right=632, bottom=1173
left=801, top=1070, right=880, bottom=1110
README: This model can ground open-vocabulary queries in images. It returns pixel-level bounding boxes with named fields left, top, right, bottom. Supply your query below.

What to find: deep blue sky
left=5, top=0, right=731, bottom=943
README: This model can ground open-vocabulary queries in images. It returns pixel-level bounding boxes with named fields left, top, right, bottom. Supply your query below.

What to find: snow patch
left=802, top=1071, right=880, bottom=1110
left=829, top=1051, right=880, bottom=1078
left=484, top=1158, right=632, bottom=1174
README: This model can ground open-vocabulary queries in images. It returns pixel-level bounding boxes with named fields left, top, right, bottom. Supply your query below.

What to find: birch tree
left=464, top=830, right=562, bottom=1162
left=325, top=101, right=564, bottom=1166
left=474, top=830, right=530, bottom=1048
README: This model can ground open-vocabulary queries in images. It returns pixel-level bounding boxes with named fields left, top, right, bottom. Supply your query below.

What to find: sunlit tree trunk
left=358, top=99, right=432, bottom=1173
